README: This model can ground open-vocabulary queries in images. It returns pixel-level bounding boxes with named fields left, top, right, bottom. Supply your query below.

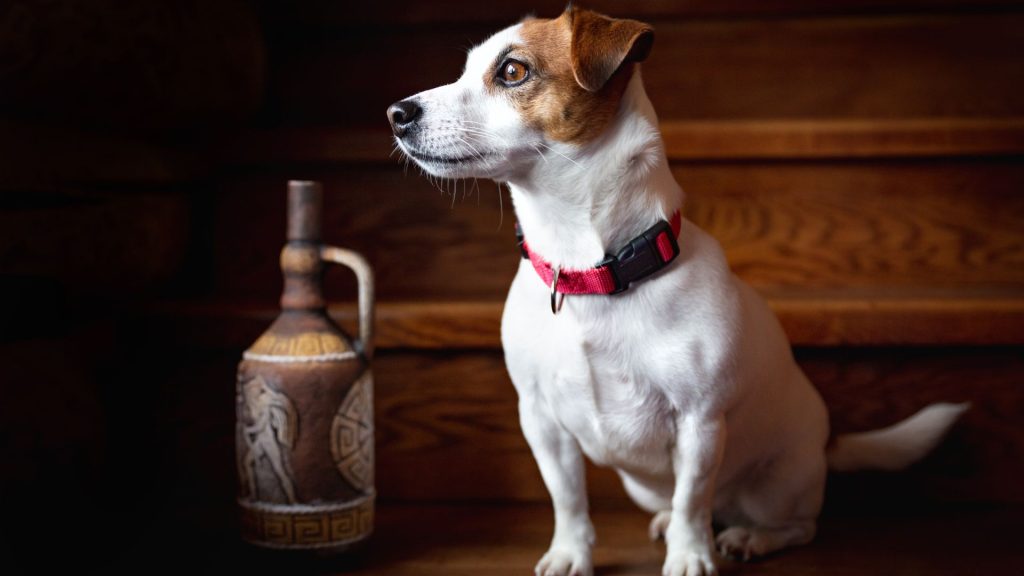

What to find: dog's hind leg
left=716, top=522, right=816, bottom=561
left=617, top=470, right=674, bottom=540
left=715, top=444, right=826, bottom=561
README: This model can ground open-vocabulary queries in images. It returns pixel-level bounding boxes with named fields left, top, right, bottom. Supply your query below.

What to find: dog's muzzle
left=387, top=99, right=422, bottom=138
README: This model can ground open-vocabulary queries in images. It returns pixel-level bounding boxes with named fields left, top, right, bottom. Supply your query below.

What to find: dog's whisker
left=444, top=123, right=582, bottom=170
left=453, top=127, right=504, bottom=145
left=457, top=128, right=501, bottom=139
left=453, top=122, right=505, bottom=141
left=452, top=136, right=489, bottom=164
left=535, top=141, right=583, bottom=168
left=429, top=172, right=447, bottom=196
left=529, top=142, right=549, bottom=164
left=497, top=181, right=505, bottom=230
left=458, top=119, right=503, bottom=131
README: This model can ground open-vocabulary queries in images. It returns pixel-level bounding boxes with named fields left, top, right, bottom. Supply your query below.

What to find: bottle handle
left=320, top=246, right=375, bottom=360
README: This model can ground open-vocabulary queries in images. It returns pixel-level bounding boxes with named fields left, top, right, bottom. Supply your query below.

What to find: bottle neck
left=279, top=242, right=326, bottom=310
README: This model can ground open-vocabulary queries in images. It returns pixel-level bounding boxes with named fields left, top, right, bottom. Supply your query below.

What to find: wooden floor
left=229, top=501, right=1018, bottom=575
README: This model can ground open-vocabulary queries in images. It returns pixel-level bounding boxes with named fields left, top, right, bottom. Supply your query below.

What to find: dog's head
left=387, top=6, right=653, bottom=181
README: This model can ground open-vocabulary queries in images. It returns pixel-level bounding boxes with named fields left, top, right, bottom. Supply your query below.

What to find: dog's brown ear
left=568, top=7, right=654, bottom=93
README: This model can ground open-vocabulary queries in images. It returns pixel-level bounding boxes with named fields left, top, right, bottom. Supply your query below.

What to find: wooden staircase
left=178, top=1, right=1024, bottom=504
left=2, top=0, right=1022, bottom=572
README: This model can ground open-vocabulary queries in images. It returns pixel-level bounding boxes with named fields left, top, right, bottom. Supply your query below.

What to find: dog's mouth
left=403, top=147, right=496, bottom=166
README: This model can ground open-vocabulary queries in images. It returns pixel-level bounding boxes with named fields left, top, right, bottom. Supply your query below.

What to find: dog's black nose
left=387, top=99, right=422, bottom=137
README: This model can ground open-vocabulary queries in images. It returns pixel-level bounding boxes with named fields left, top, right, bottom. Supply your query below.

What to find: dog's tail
left=826, top=402, right=969, bottom=472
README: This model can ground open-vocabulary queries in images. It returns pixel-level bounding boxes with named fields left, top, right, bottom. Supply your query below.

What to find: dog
left=387, top=6, right=967, bottom=576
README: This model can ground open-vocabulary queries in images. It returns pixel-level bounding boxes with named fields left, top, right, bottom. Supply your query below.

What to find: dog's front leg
left=663, top=414, right=726, bottom=576
left=520, top=397, right=594, bottom=576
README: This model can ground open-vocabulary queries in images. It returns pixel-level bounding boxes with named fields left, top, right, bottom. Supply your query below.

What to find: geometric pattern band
left=239, top=492, right=374, bottom=549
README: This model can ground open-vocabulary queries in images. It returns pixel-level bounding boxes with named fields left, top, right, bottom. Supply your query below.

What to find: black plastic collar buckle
left=599, top=218, right=680, bottom=294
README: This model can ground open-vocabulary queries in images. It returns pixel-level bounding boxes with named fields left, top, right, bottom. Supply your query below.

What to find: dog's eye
left=498, top=60, right=529, bottom=86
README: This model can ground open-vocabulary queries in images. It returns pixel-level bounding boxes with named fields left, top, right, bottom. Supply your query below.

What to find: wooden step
left=279, top=0, right=1024, bottom=27
left=150, top=293, right=1024, bottom=349
left=138, top=341, right=1024, bottom=505
left=262, top=12, right=1024, bottom=127
left=0, top=188, right=190, bottom=295
left=0, top=122, right=208, bottom=188
left=213, top=502, right=1018, bottom=576
left=205, top=158, right=1024, bottom=303
left=221, top=118, right=1024, bottom=165
left=0, top=3, right=262, bottom=134
left=371, top=348, right=1021, bottom=503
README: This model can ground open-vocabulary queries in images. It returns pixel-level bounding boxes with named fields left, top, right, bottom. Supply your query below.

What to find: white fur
left=827, top=402, right=969, bottom=472
left=393, top=22, right=966, bottom=576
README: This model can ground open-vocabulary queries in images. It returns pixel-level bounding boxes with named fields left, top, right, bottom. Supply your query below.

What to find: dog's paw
left=662, top=550, right=717, bottom=576
left=715, top=527, right=764, bottom=562
left=535, top=546, right=593, bottom=576
left=649, top=511, right=672, bottom=541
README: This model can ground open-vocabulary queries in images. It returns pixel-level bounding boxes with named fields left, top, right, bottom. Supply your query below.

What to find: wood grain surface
left=266, top=12, right=1024, bottom=127
left=367, top=349, right=1024, bottom=503
left=0, top=189, right=189, bottom=294
left=149, top=295, right=1024, bottom=350
left=277, top=0, right=1024, bottom=26
left=658, top=118, right=1024, bottom=160
left=134, top=345, right=1024, bottom=535
left=680, top=161, right=1024, bottom=291
left=210, top=502, right=1021, bottom=576
left=208, top=159, right=1024, bottom=302
left=220, top=119, right=1024, bottom=166
left=8, top=3, right=1024, bottom=571
left=129, top=342, right=1024, bottom=508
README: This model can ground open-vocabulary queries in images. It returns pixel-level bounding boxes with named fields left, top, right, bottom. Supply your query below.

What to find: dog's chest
left=544, top=344, right=677, bottom=472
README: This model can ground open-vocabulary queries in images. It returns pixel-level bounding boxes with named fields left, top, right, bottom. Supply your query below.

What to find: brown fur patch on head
left=506, top=7, right=654, bottom=145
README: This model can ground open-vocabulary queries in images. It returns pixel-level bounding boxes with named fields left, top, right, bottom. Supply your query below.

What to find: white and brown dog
left=388, top=6, right=966, bottom=576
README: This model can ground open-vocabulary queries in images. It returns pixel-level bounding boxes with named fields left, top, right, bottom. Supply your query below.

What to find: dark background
left=1, top=0, right=1022, bottom=572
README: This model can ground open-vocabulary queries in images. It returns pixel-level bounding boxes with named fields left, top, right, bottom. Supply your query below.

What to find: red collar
left=515, top=211, right=682, bottom=297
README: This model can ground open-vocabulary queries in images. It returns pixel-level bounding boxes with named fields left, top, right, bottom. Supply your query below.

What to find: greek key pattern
left=239, top=495, right=374, bottom=549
